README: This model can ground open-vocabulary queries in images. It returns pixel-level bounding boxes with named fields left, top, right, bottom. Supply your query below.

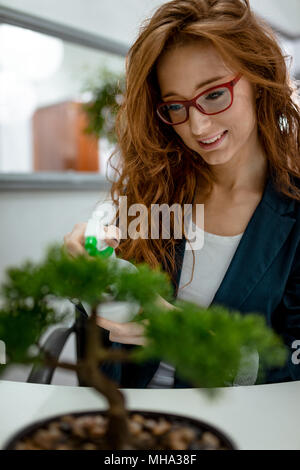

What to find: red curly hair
left=107, top=0, right=300, bottom=287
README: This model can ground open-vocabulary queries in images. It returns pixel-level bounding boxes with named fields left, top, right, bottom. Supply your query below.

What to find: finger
left=96, top=317, right=119, bottom=331
left=109, top=333, right=148, bottom=346
left=64, top=223, right=87, bottom=257
left=155, top=294, right=177, bottom=311
left=103, top=225, right=121, bottom=248
left=65, top=240, right=86, bottom=257
left=97, top=317, right=145, bottom=336
left=72, top=222, right=87, bottom=244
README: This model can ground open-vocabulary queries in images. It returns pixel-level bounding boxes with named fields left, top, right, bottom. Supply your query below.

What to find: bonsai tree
left=0, top=245, right=287, bottom=449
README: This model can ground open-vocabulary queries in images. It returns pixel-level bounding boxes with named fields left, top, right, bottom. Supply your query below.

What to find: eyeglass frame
left=156, top=73, right=243, bottom=126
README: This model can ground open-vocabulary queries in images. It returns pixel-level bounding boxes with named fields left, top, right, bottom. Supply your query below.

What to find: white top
left=177, top=224, right=244, bottom=308
left=147, top=223, right=259, bottom=388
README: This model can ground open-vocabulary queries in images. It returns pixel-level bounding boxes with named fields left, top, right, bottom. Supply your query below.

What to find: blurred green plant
left=135, top=301, right=286, bottom=388
left=82, top=68, right=125, bottom=144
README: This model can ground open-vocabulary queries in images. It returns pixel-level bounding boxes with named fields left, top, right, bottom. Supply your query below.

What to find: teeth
left=201, top=132, right=224, bottom=144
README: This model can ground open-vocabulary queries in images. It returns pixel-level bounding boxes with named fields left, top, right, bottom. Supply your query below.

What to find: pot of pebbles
left=0, top=246, right=287, bottom=450
left=5, top=411, right=235, bottom=450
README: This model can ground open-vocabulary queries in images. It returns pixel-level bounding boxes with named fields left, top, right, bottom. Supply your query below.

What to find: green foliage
left=0, top=244, right=287, bottom=393
left=41, top=246, right=171, bottom=308
left=0, top=304, right=60, bottom=365
left=134, top=301, right=287, bottom=391
left=112, top=262, right=173, bottom=307
left=82, top=68, right=125, bottom=144
left=0, top=245, right=171, bottom=368
left=41, top=246, right=116, bottom=306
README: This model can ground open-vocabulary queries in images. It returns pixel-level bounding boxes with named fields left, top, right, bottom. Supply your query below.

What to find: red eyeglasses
left=157, top=73, right=242, bottom=126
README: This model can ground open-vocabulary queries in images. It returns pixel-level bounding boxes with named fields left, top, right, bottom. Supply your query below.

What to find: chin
left=199, top=153, right=233, bottom=166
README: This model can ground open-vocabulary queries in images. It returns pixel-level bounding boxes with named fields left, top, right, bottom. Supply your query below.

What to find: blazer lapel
left=171, top=177, right=296, bottom=311
left=212, top=178, right=296, bottom=310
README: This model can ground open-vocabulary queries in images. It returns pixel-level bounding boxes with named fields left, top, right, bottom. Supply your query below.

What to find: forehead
left=156, top=41, right=233, bottom=97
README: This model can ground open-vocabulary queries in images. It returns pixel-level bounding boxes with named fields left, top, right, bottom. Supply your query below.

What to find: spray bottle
left=83, top=206, right=140, bottom=323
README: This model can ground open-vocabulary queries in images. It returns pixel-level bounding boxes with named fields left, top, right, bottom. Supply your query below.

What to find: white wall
left=2, top=0, right=300, bottom=41
left=0, top=189, right=108, bottom=281
left=0, top=0, right=165, bottom=45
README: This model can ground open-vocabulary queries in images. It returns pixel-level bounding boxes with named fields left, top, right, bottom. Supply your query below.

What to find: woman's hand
left=64, top=222, right=176, bottom=345
left=96, top=294, right=177, bottom=346
left=63, top=222, right=121, bottom=257
left=96, top=316, right=148, bottom=346
left=155, top=294, right=178, bottom=311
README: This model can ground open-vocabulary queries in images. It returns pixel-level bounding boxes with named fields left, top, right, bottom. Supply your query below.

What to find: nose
left=189, top=106, right=212, bottom=138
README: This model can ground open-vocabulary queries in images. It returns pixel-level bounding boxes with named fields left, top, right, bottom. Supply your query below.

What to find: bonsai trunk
left=78, top=306, right=132, bottom=449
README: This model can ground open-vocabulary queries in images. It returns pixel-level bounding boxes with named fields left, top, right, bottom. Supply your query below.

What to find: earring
left=256, top=88, right=263, bottom=99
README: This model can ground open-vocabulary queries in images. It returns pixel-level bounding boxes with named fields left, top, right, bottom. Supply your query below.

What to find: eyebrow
left=162, top=75, right=227, bottom=100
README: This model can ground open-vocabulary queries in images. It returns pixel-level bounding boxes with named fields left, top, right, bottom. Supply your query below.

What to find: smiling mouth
left=197, top=130, right=228, bottom=149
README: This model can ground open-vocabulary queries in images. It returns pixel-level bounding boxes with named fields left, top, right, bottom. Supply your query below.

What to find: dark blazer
left=78, top=176, right=300, bottom=388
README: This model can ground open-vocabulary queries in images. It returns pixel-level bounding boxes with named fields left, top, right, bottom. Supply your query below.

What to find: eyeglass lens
left=159, top=86, right=232, bottom=124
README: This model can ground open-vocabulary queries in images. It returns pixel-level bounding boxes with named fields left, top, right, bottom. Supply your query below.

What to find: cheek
left=173, top=124, right=189, bottom=142
left=231, top=94, right=257, bottom=132
left=235, top=108, right=257, bottom=138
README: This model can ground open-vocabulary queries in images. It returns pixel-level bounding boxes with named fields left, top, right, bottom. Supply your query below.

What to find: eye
left=167, top=103, right=184, bottom=112
left=205, top=91, right=225, bottom=100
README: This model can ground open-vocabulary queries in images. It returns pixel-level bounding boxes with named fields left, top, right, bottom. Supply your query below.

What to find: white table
left=1, top=380, right=300, bottom=450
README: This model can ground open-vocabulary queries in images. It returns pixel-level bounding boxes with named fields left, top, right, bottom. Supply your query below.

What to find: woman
left=64, top=0, right=300, bottom=387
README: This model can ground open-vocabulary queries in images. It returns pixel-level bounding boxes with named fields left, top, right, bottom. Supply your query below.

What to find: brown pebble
left=201, top=431, right=220, bottom=448
left=162, top=427, right=196, bottom=451
left=77, top=416, right=95, bottom=427
left=18, top=441, right=43, bottom=450
left=56, top=444, right=71, bottom=450
left=137, top=430, right=155, bottom=447
left=15, top=441, right=41, bottom=450
left=61, top=415, right=76, bottom=424
left=93, top=415, right=107, bottom=426
left=72, top=420, right=88, bottom=438
left=15, top=442, right=27, bottom=450
left=32, top=430, right=57, bottom=450
left=48, top=422, right=61, bottom=432
left=46, top=424, right=63, bottom=440
left=88, top=424, right=106, bottom=439
left=82, top=443, right=98, bottom=450
left=72, top=416, right=99, bottom=438
left=143, top=419, right=157, bottom=430
left=128, top=420, right=143, bottom=436
left=177, top=426, right=196, bottom=443
left=131, top=414, right=145, bottom=424
left=59, top=422, right=72, bottom=433
left=164, top=429, right=189, bottom=450
left=152, top=419, right=172, bottom=436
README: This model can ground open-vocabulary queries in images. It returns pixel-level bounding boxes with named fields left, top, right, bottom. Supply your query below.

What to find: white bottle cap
left=97, top=225, right=108, bottom=251
left=85, top=218, right=98, bottom=238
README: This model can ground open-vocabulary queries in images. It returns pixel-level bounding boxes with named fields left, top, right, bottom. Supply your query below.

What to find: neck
left=209, top=137, right=268, bottom=195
